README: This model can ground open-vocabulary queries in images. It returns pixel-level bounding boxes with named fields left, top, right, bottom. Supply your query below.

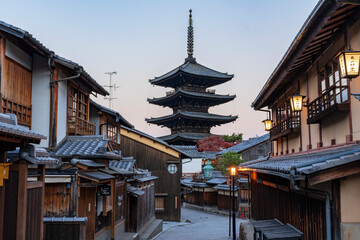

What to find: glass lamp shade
left=230, top=167, right=236, bottom=176
left=262, top=119, right=273, bottom=131
left=203, top=160, right=214, bottom=181
left=290, top=95, right=305, bottom=112
left=338, top=51, right=360, bottom=78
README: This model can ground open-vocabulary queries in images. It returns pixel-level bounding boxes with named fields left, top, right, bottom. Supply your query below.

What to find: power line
left=103, top=71, right=119, bottom=109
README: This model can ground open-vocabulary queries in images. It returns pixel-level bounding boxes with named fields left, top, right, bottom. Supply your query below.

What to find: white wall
left=31, top=54, right=50, bottom=147
left=5, top=40, right=32, bottom=70
left=57, top=71, right=67, bottom=143
left=182, top=158, right=203, bottom=174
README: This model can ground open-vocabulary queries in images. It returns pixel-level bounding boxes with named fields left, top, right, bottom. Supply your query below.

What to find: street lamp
left=338, top=50, right=360, bottom=78
left=230, top=166, right=236, bottom=240
left=203, top=160, right=214, bottom=181
left=289, top=94, right=305, bottom=112
left=262, top=119, right=273, bottom=131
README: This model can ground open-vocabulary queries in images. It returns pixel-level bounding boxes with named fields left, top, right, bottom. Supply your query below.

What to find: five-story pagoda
left=146, top=10, right=237, bottom=145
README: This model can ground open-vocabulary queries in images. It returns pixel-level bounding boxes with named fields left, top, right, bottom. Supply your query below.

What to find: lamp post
left=230, top=166, right=236, bottom=240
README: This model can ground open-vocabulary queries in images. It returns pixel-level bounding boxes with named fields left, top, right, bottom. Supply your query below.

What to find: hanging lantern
left=262, top=119, right=273, bottom=131
left=203, top=160, right=214, bottom=181
left=338, top=51, right=360, bottom=78
left=289, top=95, right=305, bottom=112
left=230, top=166, right=236, bottom=176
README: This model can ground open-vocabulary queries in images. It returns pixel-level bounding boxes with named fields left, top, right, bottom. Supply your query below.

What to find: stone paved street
left=153, top=207, right=247, bottom=240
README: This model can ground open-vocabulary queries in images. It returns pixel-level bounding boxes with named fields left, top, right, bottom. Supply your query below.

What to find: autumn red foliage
left=197, top=135, right=238, bottom=152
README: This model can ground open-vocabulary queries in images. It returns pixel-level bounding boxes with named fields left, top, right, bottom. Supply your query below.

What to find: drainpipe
left=48, top=52, right=55, bottom=149
left=290, top=167, right=331, bottom=240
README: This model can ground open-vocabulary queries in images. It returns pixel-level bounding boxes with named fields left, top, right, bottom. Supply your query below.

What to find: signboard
left=99, top=184, right=111, bottom=196
left=168, top=164, right=178, bottom=174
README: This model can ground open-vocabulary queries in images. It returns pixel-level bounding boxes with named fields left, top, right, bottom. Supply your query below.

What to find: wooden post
left=39, top=165, right=45, bottom=240
left=111, top=179, right=115, bottom=240
left=0, top=148, right=6, bottom=240
left=16, top=160, right=28, bottom=240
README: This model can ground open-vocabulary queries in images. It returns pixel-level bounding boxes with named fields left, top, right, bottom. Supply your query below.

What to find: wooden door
left=78, top=187, right=96, bottom=240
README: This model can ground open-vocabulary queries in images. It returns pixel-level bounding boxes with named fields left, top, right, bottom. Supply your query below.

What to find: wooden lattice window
left=107, top=123, right=118, bottom=142
left=68, top=85, right=88, bottom=120
left=155, top=197, right=165, bottom=211
left=319, top=61, right=348, bottom=104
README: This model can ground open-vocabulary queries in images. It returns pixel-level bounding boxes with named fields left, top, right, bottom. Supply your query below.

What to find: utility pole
left=103, top=71, right=118, bottom=109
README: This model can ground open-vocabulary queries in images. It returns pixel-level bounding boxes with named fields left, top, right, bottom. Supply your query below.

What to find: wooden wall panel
left=250, top=173, right=326, bottom=240
left=120, top=135, right=181, bottom=221
left=2, top=57, right=32, bottom=106
left=3, top=171, right=18, bottom=239
left=26, top=187, right=42, bottom=240
left=44, top=183, right=73, bottom=217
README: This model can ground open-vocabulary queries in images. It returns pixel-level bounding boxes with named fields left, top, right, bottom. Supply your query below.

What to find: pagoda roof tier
left=148, top=88, right=236, bottom=108
left=149, top=61, right=233, bottom=88
left=159, top=133, right=211, bottom=145
left=146, top=111, right=237, bottom=127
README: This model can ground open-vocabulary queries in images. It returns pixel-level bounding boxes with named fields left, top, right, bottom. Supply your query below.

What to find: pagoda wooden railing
left=1, top=97, right=32, bottom=127
left=67, top=116, right=96, bottom=135
left=270, top=116, right=301, bottom=140
left=307, top=85, right=349, bottom=124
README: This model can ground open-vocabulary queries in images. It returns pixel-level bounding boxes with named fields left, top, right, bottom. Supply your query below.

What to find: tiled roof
left=0, top=20, right=50, bottom=56
left=109, top=158, right=135, bottom=172
left=90, top=100, right=134, bottom=128
left=78, top=171, right=114, bottom=181
left=161, top=133, right=211, bottom=142
left=150, top=61, right=233, bottom=84
left=52, top=135, right=122, bottom=160
left=0, top=113, right=46, bottom=142
left=213, top=184, right=239, bottom=191
left=218, top=134, right=270, bottom=155
left=70, top=159, right=105, bottom=168
left=171, top=145, right=216, bottom=159
left=148, top=88, right=235, bottom=106
left=243, top=144, right=360, bottom=175
left=206, top=178, right=226, bottom=185
left=146, top=111, right=238, bottom=123
left=54, top=55, right=108, bottom=96
left=7, top=146, right=58, bottom=165
left=127, top=186, right=145, bottom=196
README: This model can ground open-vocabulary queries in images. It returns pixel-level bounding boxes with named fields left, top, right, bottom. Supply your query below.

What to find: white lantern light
left=338, top=51, right=360, bottom=78
left=289, top=95, right=305, bottom=112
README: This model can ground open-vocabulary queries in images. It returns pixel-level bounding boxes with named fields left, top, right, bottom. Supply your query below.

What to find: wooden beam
left=16, top=160, right=28, bottom=240
left=308, top=161, right=360, bottom=185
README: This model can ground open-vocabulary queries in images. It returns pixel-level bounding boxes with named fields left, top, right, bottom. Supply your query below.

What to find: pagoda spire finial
left=186, top=9, right=196, bottom=62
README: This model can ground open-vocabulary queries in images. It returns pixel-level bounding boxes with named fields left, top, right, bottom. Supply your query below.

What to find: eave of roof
left=90, top=100, right=134, bottom=128
left=146, top=111, right=238, bottom=124
left=218, top=133, right=270, bottom=155
left=252, top=0, right=353, bottom=109
left=54, top=55, right=109, bottom=96
left=148, top=88, right=236, bottom=106
left=149, top=61, right=233, bottom=87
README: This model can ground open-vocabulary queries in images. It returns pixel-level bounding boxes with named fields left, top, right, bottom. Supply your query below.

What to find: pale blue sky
left=2, top=0, right=318, bottom=139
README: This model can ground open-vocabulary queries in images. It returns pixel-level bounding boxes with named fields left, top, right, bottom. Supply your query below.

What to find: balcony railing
left=1, top=97, right=32, bottom=127
left=307, top=86, right=349, bottom=124
left=67, top=116, right=96, bottom=135
left=270, top=116, right=301, bottom=140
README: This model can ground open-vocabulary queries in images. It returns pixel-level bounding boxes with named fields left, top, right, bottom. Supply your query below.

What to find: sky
left=1, top=0, right=319, bottom=139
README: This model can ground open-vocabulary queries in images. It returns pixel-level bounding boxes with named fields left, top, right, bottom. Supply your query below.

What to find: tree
left=217, top=151, right=244, bottom=175
left=223, top=133, right=243, bottom=143
left=197, top=135, right=234, bottom=152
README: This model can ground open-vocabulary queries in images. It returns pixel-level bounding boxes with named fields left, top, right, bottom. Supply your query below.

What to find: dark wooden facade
left=250, top=172, right=326, bottom=240
left=127, top=182, right=155, bottom=232
left=185, top=187, right=217, bottom=206
left=120, top=131, right=182, bottom=221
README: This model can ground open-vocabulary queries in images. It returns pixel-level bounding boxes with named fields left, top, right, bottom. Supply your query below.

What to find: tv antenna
left=103, top=71, right=119, bottom=109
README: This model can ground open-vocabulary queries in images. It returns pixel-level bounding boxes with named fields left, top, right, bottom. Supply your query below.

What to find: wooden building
left=146, top=10, right=237, bottom=145
left=90, top=99, right=133, bottom=151
left=218, top=134, right=271, bottom=162
left=0, top=113, right=48, bottom=240
left=119, top=125, right=188, bottom=221
left=249, top=1, right=360, bottom=239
